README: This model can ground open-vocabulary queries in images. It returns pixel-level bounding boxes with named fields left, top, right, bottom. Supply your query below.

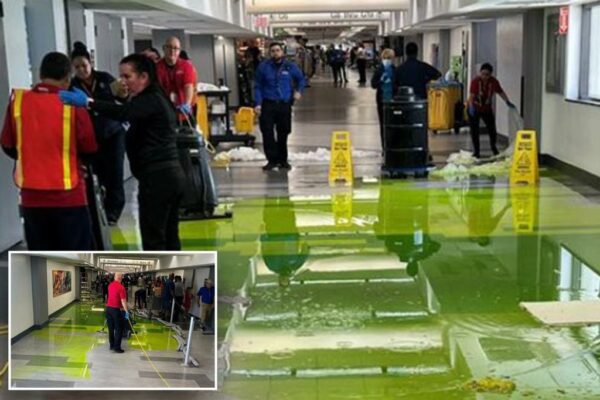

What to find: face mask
left=382, top=59, right=392, bottom=67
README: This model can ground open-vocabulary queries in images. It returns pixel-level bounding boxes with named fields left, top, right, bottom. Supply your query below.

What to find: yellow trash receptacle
left=427, top=83, right=462, bottom=131
left=235, top=107, right=255, bottom=134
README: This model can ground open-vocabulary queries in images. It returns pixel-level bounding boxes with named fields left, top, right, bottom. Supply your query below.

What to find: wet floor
left=109, top=174, right=600, bottom=399
left=10, top=301, right=212, bottom=388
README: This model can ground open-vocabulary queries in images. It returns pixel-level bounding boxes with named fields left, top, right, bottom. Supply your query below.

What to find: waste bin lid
left=395, top=86, right=417, bottom=102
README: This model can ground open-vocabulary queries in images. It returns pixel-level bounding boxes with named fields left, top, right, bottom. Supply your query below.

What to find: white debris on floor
left=432, top=150, right=512, bottom=179
left=214, top=147, right=381, bottom=163
left=214, top=147, right=266, bottom=162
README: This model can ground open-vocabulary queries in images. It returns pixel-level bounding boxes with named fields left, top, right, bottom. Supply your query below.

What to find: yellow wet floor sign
left=329, top=131, right=353, bottom=186
left=511, top=186, right=538, bottom=233
left=510, top=130, right=539, bottom=185
left=332, top=190, right=353, bottom=226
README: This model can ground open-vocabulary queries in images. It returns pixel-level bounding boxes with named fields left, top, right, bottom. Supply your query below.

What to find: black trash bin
left=382, top=87, right=429, bottom=177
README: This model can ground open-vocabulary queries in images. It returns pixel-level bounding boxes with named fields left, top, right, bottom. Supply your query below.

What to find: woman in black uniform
left=60, top=53, right=185, bottom=250
left=70, top=42, right=126, bottom=225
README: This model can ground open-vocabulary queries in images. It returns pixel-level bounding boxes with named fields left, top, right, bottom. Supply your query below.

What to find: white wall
left=46, top=261, right=77, bottom=315
left=10, top=255, right=34, bottom=338
left=422, top=31, right=440, bottom=68
left=450, top=24, right=473, bottom=85
left=541, top=8, right=600, bottom=178
left=496, top=15, right=524, bottom=137
left=0, top=0, right=29, bottom=251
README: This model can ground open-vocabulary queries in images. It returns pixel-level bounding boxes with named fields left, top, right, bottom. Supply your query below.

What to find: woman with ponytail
left=60, top=53, right=185, bottom=250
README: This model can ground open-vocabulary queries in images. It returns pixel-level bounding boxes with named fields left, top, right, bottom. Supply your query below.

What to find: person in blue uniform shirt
left=254, top=42, right=306, bottom=171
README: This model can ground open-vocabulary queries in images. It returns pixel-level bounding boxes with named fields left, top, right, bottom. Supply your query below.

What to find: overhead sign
left=559, top=7, right=569, bottom=35
left=329, top=131, right=353, bottom=186
left=510, top=130, right=539, bottom=186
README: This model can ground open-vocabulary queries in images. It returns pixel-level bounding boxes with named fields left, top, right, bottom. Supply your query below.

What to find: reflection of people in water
left=375, top=184, right=441, bottom=277
left=260, top=197, right=309, bottom=287
left=465, top=176, right=511, bottom=246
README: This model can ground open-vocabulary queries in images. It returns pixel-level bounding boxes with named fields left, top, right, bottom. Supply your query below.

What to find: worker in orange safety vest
left=1, top=52, right=97, bottom=250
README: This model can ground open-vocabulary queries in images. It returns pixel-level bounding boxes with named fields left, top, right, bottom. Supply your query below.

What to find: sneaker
left=114, top=348, right=124, bottom=353
left=278, top=162, right=291, bottom=170
left=262, top=163, right=278, bottom=171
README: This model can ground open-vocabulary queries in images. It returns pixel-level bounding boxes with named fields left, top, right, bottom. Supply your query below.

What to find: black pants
left=377, top=101, right=385, bottom=151
left=95, top=132, right=126, bottom=222
left=357, top=60, right=367, bottom=83
left=23, top=206, right=93, bottom=250
left=337, top=63, right=347, bottom=82
left=106, top=306, right=124, bottom=350
left=173, top=295, right=184, bottom=322
left=259, top=101, right=292, bottom=165
left=135, top=289, right=147, bottom=309
left=331, top=64, right=340, bottom=82
left=138, top=167, right=185, bottom=250
left=469, top=111, right=498, bottom=156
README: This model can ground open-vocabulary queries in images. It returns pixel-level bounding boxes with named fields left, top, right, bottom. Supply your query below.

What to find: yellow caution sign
left=332, top=190, right=353, bottom=227
left=235, top=107, right=255, bottom=134
left=511, top=185, right=538, bottom=233
left=510, top=130, right=539, bottom=185
left=329, top=131, right=353, bottom=186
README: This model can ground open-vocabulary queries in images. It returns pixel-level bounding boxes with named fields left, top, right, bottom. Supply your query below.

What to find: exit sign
left=558, top=7, right=569, bottom=35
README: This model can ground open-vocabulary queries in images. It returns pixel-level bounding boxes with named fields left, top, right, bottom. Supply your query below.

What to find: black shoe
left=109, top=347, right=115, bottom=351
left=278, top=162, right=291, bottom=170
left=262, top=163, right=277, bottom=171
left=114, top=348, right=124, bottom=353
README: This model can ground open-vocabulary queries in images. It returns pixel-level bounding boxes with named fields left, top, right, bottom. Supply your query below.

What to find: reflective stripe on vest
left=13, top=90, right=24, bottom=187
left=13, top=89, right=77, bottom=190
left=62, top=105, right=72, bottom=190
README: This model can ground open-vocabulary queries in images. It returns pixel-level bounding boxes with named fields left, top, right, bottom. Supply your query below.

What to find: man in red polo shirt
left=156, top=36, right=196, bottom=116
left=1, top=52, right=97, bottom=250
left=106, top=272, right=129, bottom=353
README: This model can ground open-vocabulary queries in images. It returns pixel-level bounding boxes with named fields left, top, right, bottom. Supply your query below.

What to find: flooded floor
left=10, top=300, right=214, bottom=388
left=109, top=173, right=600, bottom=399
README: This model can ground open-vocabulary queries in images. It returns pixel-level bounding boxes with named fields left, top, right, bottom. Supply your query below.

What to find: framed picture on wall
left=52, top=270, right=72, bottom=297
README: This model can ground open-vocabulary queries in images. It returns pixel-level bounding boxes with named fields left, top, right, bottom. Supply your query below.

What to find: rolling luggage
left=176, top=119, right=219, bottom=219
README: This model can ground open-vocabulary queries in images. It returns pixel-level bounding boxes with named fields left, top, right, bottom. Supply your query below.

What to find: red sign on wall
left=254, top=15, right=269, bottom=29
left=559, top=7, right=569, bottom=35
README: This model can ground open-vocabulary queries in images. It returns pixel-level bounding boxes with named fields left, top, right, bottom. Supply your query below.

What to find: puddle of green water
left=112, top=176, right=600, bottom=399
left=12, top=302, right=180, bottom=381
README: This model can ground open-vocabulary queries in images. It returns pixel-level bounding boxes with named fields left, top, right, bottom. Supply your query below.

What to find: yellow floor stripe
left=126, top=318, right=171, bottom=388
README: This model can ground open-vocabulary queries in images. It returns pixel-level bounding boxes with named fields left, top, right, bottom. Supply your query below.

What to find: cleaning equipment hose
left=126, top=317, right=171, bottom=388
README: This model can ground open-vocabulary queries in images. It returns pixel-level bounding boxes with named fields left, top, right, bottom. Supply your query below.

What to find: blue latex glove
left=468, top=103, right=476, bottom=118
left=124, top=311, right=130, bottom=320
left=177, top=103, right=192, bottom=115
left=506, top=100, right=516, bottom=109
left=59, top=87, right=89, bottom=107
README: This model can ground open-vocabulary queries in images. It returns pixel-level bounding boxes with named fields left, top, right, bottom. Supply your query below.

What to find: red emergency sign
left=559, top=7, right=569, bottom=35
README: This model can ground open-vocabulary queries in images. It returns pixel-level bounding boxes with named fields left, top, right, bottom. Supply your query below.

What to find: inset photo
left=8, top=251, right=216, bottom=390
